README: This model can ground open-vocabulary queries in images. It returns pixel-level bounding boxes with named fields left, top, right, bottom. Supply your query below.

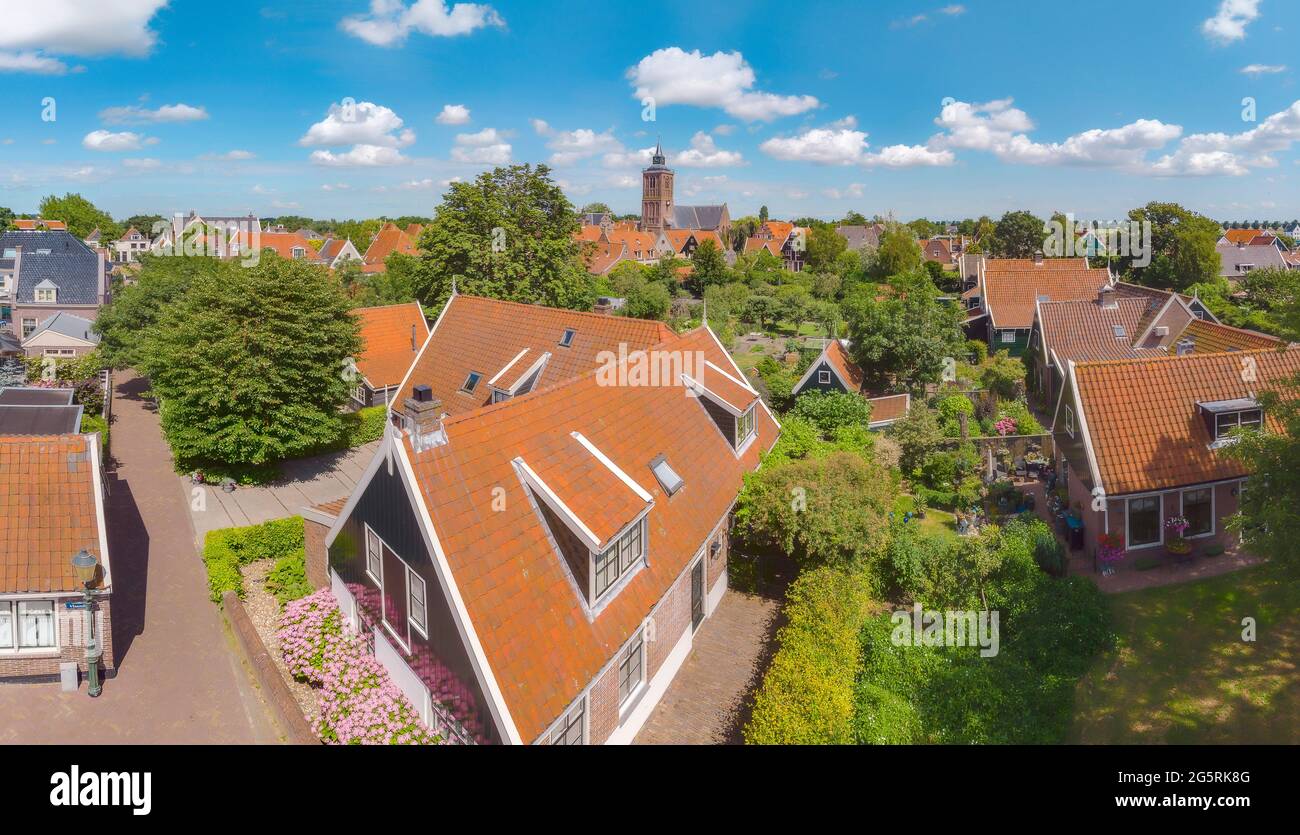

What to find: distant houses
left=1, top=228, right=109, bottom=346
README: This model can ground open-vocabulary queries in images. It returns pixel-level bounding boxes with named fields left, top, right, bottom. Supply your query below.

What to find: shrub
left=745, top=566, right=873, bottom=744
left=266, top=552, right=313, bottom=604
left=277, top=590, right=440, bottom=745
left=1033, top=528, right=1067, bottom=576
left=203, top=516, right=306, bottom=602
left=343, top=405, right=388, bottom=447
left=966, top=339, right=988, bottom=365
left=789, top=390, right=873, bottom=435
left=937, top=394, right=974, bottom=423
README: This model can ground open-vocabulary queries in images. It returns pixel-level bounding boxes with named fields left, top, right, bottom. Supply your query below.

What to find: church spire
left=651, top=135, right=666, bottom=166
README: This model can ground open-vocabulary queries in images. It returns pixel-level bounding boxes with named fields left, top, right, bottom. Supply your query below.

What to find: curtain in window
left=0, top=602, right=12, bottom=650
left=19, top=601, right=55, bottom=648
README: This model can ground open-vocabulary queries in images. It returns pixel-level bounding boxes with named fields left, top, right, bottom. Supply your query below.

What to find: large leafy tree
left=869, top=222, right=923, bottom=280
left=843, top=271, right=966, bottom=391
left=409, top=164, right=592, bottom=309
left=139, top=256, right=360, bottom=467
left=685, top=238, right=728, bottom=294
left=991, top=210, right=1045, bottom=258
left=37, top=193, right=121, bottom=239
left=95, top=254, right=222, bottom=368
left=805, top=224, right=848, bottom=273
left=1226, top=383, right=1300, bottom=575
left=1125, top=201, right=1221, bottom=290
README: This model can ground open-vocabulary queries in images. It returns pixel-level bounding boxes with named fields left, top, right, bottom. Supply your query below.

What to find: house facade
left=302, top=296, right=775, bottom=744
left=1, top=230, right=109, bottom=340
left=789, top=339, right=911, bottom=429
left=0, top=429, right=114, bottom=682
left=961, top=256, right=1102, bottom=356
left=113, top=227, right=151, bottom=263
left=20, top=311, right=101, bottom=358
left=1050, top=346, right=1300, bottom=563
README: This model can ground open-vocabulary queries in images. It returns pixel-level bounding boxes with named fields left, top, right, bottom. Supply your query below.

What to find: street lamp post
left=70, top=549, right=102, bottom=698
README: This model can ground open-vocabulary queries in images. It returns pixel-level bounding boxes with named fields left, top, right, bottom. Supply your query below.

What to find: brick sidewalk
left=0, top=371, right=281, bottom=743
left=634, top=589, right=781, bottom=745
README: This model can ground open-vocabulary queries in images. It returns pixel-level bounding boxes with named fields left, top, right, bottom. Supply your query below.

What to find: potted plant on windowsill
left=1165, top=516, right=1192, bottom=562
left=1097, top=532, right=1125, bottom=576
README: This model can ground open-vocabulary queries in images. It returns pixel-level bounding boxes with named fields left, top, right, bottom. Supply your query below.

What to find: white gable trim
left=1067, top=360, right=1105, bottom=496
left=570, top=431, right=654, bottom=502
left=791, top=340, right=851, bottom=396
left=88, top=435, right=112, bottom=590
left=391, top=294, right=453, bottom=419
left=513, top=456, right=603, bottom=550
left=393, top=438, right=523, bottom=745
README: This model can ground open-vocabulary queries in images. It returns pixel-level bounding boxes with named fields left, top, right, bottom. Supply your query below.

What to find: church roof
left=672, top=205, right=726, bottom=231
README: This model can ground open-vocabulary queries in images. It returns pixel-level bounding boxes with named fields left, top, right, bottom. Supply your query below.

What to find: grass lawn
left=1070, top=562, right=1299, bottom=744
left=892, top=494, right=960, bottom=545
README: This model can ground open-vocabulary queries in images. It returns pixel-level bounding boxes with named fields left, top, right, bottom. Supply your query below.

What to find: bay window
left=1126, top=495, right=1162, bottom=549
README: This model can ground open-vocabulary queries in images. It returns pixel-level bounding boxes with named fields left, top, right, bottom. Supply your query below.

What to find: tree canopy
left=842, top=271, right=966, bottom=391
left=38, top=193, right=120, bottom=239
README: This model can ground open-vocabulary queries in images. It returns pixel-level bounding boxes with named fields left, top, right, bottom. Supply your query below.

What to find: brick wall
left=588, top=659, right=619, bottom=744
left=305, top=517, right=331, bottom=589
left=647, top=566, right=690, bottom=683
left=0, top=594, right=114, bottom=682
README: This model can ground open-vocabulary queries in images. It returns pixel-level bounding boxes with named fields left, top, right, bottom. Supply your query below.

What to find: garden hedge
left=744, top=565, right=874, bottom=744
left=203, top=516, right=306, bottom=603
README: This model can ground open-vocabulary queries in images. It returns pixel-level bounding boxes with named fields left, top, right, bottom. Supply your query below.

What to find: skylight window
left=461, top=371, right=483, bottom=393
left=1112, top=325, right=1126, bottom=338
left=650, top=455, right=684, bottom=496
left=559, top=328, right=576, bottom=348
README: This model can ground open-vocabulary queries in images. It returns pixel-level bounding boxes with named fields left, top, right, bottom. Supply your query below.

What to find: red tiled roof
left=363, top=222, right=422, bottom=267
left=399, top=295, right=676, bottom=416
left=1073, top=346, right=1300, bottom=495
left=1173, top=318, right=1287, bottom=355
left=404, top=326, right=777, bottom=742
left=825, top=339, right=865, bottom=391
left=351, top=303, right=429, bottom=390
left=688, top=361, right=759, bottom=413
left=867, top=393, right=910, bottom=425
left=1222, top=228, right=1269, bottom=245
left=984, top=257, right=1090, bottom=271
left=0, top=434, right=105, bottom=594
left=983, top=267, right=1109, bottom=329
left=258, top=232, right=318, bottom=261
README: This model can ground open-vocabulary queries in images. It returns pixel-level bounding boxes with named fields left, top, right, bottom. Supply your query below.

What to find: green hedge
left=744, top=565, right=874, bottom=744
left=203, top=516, right=306, bottom=603
left=340, top=405, right=388, bottom=448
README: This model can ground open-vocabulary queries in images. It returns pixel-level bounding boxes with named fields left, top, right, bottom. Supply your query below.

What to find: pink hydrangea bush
left=278, top=589, right=349, bottom=686
left=277, top=588, right=440, bottom=745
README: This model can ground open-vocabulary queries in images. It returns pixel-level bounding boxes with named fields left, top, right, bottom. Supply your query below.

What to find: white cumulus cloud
left=675, top=131, right=745, bottom=167
left=82, top=130, right=157, bottom=152
left=99, top=103, right=209, bottom=124
left=311, top=145, right=410, bottom=167
left=436, top=103, right=471, bottom=125
left=451, top=127, right=511, bottom=164
left=1240, top=63, right=1286, bottom=75
left=341, top=0, right=504, bottom=47
left=300, top=100, right=415, bottom=148
left=627, top=47, right=818, bottom=122
left=1202, top=0, right=1260, bottom=44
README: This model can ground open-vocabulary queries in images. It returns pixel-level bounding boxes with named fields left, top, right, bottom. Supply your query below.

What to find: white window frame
left=735, top=404, right=756, bottom=448
left=1064, top=405, right=1075, bottom=438
left=1179, top=486, right=1216, bottom=540
left=21, top=318, right=37, bottom=338
left=406, top=568, right=427, bottom=638
left=591, top=517, right=645, bottom=603
left=1000, top=330, right=1016, bottom=344
left=1214, top=409, right=1263, bottom=441
left=0, top=599, right=59, bottom=653
left=364, top=524, right=383, bottom=585
left=1125, top=493, right=1164, bottom=551
left=35, top=288, right=57, bottom=303
left=546, top=697, right=586, bottom=745
left=817, top=369, right=831, bottom=385
left=461, top=371, right=483, bottom=394
left=617, top=631, right=645, bottom=709
left=558, top=328, right=576, bottom=348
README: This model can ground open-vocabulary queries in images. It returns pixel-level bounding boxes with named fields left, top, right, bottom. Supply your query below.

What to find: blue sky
left=1, top=0, right=1298, bottom=223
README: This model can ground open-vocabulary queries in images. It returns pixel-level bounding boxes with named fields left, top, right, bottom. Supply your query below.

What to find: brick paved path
left=0, top=372, right=281, bottom=743
left=634, top=589, right=782, bottom=745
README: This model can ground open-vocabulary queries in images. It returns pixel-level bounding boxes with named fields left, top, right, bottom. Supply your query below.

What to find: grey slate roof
left=25, top=311, right=100, bottom=345
left=0, top=230, right=102, bottom=305
left=1217, top=242, right=1286, bottom=277
left=835, top=224, right=883, bottom=250
left=0, top=387, right=76, bottom=406
left=672, top=205, right=726, bottom=231
left=0, top=403, right=83, bottom=434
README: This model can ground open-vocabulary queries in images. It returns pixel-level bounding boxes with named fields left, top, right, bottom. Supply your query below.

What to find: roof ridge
left=1075, top=343, right=1299, bottom=369
left=436, top=325, right=697, bottom=431
left=454, top=294, right=670, bottom=331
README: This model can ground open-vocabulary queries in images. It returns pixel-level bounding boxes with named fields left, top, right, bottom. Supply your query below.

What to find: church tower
left=640, top=138, right=674, bottom=233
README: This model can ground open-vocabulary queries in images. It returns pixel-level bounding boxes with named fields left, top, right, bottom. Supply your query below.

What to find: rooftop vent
left=1153, top=326, right=1169, bottom=337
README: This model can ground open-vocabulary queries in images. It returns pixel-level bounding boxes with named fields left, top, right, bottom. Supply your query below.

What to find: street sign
left=65, top=600, right=87, bottom=610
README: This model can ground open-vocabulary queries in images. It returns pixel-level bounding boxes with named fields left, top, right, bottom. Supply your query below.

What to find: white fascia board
left=512, top=457, right=603, bottom=550
left=570, top=431, right=653, bottom=503
left=1067, top=360, right=1105, bottom=495
left=488, top=347, right=530, bottom=387
left=391, top=294, right=455, bottom=420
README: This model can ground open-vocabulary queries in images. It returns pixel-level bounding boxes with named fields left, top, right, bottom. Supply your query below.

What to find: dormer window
left=736, top=404, right=756, bottom=447
left=1215, top=409, right=1262, bottom=440
left=593, top=519, right=645, bottom=599
left=34, top=281, right=58, bottom=303
left=292, top=247, right=306, bottom=259
left=559, top=328, right=576, bottom=348
left=461, top=371, right=483, bottom=394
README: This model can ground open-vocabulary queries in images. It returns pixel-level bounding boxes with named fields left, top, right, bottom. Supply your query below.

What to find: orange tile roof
left=606, top=227, right=657, bottom=258
left=580, top=238, right=626, bottom=274
left=1222, top=228, right=1268, bottom=245
left=404, top=326, right=778, bottom=742
left=867, top=393, right=910, bottom=425
left=1172, top=318, right=1287, bottom=355
left=743, top=237, right=783, bottom=258
left=399, top=295, right=676, bottom=416
left=688, top=361, right=759, bottom=413
left=0, top=434, right=105, bottom=594
left=919, top=238, right=952, bottom=263
left=363, top=222, right=422, bottom=267
left=1039, top=297, right=1158, bottom=363
left=351, top=303, right=429, bottom=390
left=825, top=339, right=865, bottom=391
left=575, top=225, right=605, bottom=243
left=984, top=257, right=1090, bottom=271
left=1073, top=346, right=1300, bottom=495
left=983, top=267, right=1109, bottom=329
left=12, top=219, right=67, bottom=231
left=758, top=221, right=794, bottom=242
left=258, top=231, right=318, bottom=261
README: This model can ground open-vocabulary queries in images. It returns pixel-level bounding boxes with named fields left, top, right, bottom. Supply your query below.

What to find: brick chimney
left=401, top=384, right=446, bottom=451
